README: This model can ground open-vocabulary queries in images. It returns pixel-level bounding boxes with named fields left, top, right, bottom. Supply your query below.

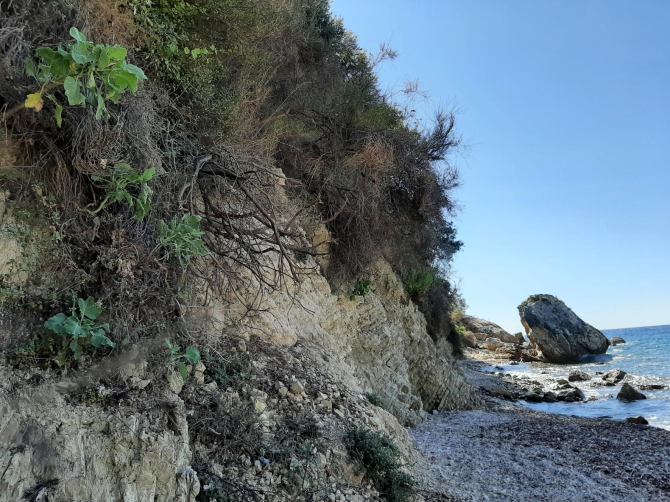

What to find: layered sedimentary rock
left=518, top=295, right=609, bottom=363
left=460, top=316, right=524, bottom=344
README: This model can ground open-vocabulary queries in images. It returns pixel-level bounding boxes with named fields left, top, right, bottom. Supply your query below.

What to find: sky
left=330, top=0, right=670, bottom=333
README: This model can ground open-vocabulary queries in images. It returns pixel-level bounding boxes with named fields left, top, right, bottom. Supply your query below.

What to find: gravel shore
left=411, top=361, right=670, bottom=501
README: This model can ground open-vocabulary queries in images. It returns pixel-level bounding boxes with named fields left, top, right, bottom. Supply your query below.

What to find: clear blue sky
left=331, top=0, right=670, bottom=333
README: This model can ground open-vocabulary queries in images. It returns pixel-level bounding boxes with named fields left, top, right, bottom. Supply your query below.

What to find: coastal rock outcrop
left=610, top=336, right=626, bottom=345
left=602, top=369, right=626, bottom=386
left=460, top=316, right=523, bottom=344
left=617, top=383, right=646, bottom=401
left=517, top=295, right=610, bottom=363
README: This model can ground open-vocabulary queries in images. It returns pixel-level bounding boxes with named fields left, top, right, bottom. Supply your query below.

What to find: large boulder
left=460, top=316, right=523, bottom=344
left=617, top=383, right=646, bottom=401
left=517, top=295, right=609, bottom=363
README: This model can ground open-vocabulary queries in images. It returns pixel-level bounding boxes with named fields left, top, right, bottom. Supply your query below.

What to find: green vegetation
left=24, top=27, right=146, bottom=124
left=344, top=427, right=415, bottom=502
left=44, top=296, right=115, bottom=361
left=90, top=163, right=155, bottom=220
left=350, top=279, right=372, bottom=301
left=165, top=338, right=201, bottom=382
left=159, top=215, right=209, bottom=266
left=204, top=352, right=251, bottom=389
left=402, top=268, right=436, bottom=300
left=364, top=392, right=390, bottom=411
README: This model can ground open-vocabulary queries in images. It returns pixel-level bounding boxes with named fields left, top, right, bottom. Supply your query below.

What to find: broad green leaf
left=107, top=46, right=127, bottom=61
left=165, top=338, right=180, bottom=355
left=36, top=48, right=58, bottom=63
left=45, top=313, right=67, bottom=334
left=25, top=93, right=43, bottom=111
left=140, top=168, right=156, bottom=182
left=70, top=339, right=83, bottom=360
left=78, top=297, right=102, bottom=320
left=25, top=58, right=37, bottom=78
left=71, top=42, right=93, bottom=64
left=63, top=77, right=86, bottom=105
left=179, top=362, right=188, bottom=383
left=64, top=316, right=86, bottom=337
left=87, top=71, right=96, bottom=89
left=183, top=346, right=201, bottom=365
left=91, top=330, right=116, bottom=348
left=95, top=94, right=105, bottom=120
left=70, top=27, right=87, bottom=43
left=55, top=104, right=63, bottom=128
left=123, top=64, right=147, bottom=81
left=97, top=47, right=111, bottom=69
left=49, top=54, right=72, bottom=79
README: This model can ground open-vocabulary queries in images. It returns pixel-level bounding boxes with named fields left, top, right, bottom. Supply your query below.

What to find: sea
left=489, top=324, right=670, bottom=430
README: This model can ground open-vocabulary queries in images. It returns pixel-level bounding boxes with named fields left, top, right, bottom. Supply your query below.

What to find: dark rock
left=610, top=336, right=626, bottom=346
left=617, top=383, right=646, bottom=401
left=511, top=332, right=526, bottom=344
left=625, top=416, right=648, bottom=425
left=460, top=316, right=522, bottom=344
left=543, top=391, right=557, bottom=403
left=602, top=369, right=626, bottom=386
left=517, top=295, right=610, bottom=363
left=524, top=392, right=544, bottom=403
left=568, top=370, right=591, bottom=382
left=638, top=384, right=667, bottom=391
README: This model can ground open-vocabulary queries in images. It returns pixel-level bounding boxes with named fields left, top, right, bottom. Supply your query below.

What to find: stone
left=485, top=337, right=505, bottom=351
left=461, top=331, right=478, bottom=348
left=518, top=295, right=610, bottom=363
left=610, top=336, right=626, bottom=346
left=238, top=340, right=247, bottom=352
left=625, top=416, right=648, bottom=425
left=543, top=391, right=557, bottom=403
left=617, top=383, right=646, bottom=401
left=168, top=370, right=184, bottom=394
left=568, top=370, right=591, bottom=382
left=253, top=398, right=267, bottom=413
left=460, top=316, right=522, bottom=343
left=602, top=369, right=626, bottom=385
left=289, top=380, right=304, bottom=394
left=524, top=392, right=544, bottom=402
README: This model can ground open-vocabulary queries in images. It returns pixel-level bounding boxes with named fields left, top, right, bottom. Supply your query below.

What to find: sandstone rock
left=568, top=370, right=591, bottom=382
left=602, top=369, right=626, bottom=386
left=625, top=416, right=648, bottom=425
left=610, top=336, right=626, bottom=346
left=518, top=295, right=609, bottom=363
left=461, top=331, right=478, bottom=348
left=617, top=383, right=646, bottom=401
left=485, top=337, right=505, bottom=351
left=460, top=316, right=520, bottom=343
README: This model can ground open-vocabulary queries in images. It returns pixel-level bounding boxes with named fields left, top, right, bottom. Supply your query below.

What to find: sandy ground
left=411, top=361, right=670, bottom=502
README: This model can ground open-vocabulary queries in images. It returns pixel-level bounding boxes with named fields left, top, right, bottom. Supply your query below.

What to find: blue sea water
left=495, top=325, right=670, bottom=430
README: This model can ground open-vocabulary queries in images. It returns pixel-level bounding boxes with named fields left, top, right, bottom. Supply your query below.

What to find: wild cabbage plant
left=90, top=163, right=155, bottom=221
left=165, top=338, right=201, bottom=382
left=24, top=27, right=147, bottom=125
left=44, top=296, right=115, bottom=361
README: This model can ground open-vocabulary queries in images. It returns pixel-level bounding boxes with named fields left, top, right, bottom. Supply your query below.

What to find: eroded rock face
left=460, top=316, right=523, bottom=344
left=517, top=295, right=609, bottom=363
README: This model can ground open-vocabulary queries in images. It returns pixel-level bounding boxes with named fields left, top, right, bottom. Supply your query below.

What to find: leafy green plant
left=364, top=392, right=389, bottom=411
left=204, top=353, right=251, bottom=389
left=44, top=297, right=115, bottom=360
left=350, top=279, right=372, bottom=301
left=159, top=214, right=209, bottom=266
left=344, top=427, right=415, bottom=502
left=165, top=338, right=201, bottom=382
left=23, top=27, right=146, bottom=125
left=402, top=268, right=436, bottom=300
left=90, top=163, right=155, bottom=220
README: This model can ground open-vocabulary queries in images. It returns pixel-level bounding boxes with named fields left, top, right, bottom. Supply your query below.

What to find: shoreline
left=411, top=358, right=670, bottom=501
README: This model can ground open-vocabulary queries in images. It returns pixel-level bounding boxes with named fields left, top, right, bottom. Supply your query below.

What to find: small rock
left=610, top=336, right=626, bottom=346
left=602, top=369, right=626, bottom=385
left=238, top=340, right=247, bottom=352
left=253, top=399, right=267, bottom=413
left=168, top=371, right=184, bottom=394
left=289, top=380, right=305, bottom=394
left=617, top=383, right=646, bottom=401
left=543, top=391, right=557, bottom=403
left=524, top=392, right=543, bottom=403
left=625, top=416, right=648, bottom=425
left=568, top=370, right=591, bottom=382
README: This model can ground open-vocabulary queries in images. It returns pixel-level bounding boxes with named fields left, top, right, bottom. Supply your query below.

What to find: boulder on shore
left=610, top=336, right=626, bottom=346
left=625, top=416, right=648, bottom=425
left=517, top=295, right=610, bottom=363
left=461, top=331, right=478, bottom=349
left=617, top=383, right=646, bottom=401
left=460, top=316, right=524, bottom=344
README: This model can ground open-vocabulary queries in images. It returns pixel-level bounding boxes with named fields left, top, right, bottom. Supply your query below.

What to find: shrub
left=350, top=279, right=372, bottom=300
left=21, top=27, right=146, bottom=124
left=159, top=214, right=209, bottom=266
left=90, top=163, right=155, bottom=220
left=364, top=392, right=389, bottom=411
left=44, top=296, right=115, bottom=361
left=344, top=427, right=415, bottom=502
left=402, top=268, right=436, bottom=300
left=165, top=338, right=201, bottom=382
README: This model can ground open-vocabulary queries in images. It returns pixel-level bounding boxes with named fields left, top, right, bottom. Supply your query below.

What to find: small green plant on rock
left=159, top=214, right=209, bottom=266
left=350, top=279, right=372, bottom=301
left=44, top=296, right=115, bottom=361
left=90, top=163, right=155, bottom=220
left=402, top=268, right=436, bottom=300
left=344, top=427, right=415, bottom=502
left=165, top=338, right=201, bottom=382
left=22, top=27, right=147, bottom=124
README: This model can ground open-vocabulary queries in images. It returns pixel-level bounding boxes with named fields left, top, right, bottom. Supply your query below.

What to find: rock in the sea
left=625, top=416, right=649, bottom=425
left=461, top=330, right=478, bottom=349
left=617, top=383, right=646, bottom=401
left=460, top=316, right=523, bottom=344
left=568, top=370, right=591, bottom=382
left=524, top=392, right=544, bottom=402
left=602, top=369, right=626, bottom=386
left=517, top=295, right=610, bottom=363
left=610, top=336, right=626, bottom=346
left=543, top=391, right=558, bottom=403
